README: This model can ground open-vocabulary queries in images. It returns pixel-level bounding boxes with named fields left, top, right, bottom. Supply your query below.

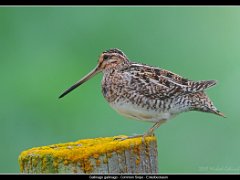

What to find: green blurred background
left=0, top=7, right=239, bottom=173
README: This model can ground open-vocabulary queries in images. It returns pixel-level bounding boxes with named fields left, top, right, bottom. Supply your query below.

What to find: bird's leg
left=140, top=119, right=167, bottom=143
left=142, top=119, right=167, bottom=139
left=114, top=119, right=167, bottom=141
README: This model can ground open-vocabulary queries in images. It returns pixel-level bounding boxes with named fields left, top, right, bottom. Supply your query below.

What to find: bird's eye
left=103, top=55, right=108, bottom=60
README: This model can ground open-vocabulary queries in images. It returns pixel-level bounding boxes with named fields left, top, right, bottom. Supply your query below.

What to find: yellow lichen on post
left=19, top=135, right=158, bottom=174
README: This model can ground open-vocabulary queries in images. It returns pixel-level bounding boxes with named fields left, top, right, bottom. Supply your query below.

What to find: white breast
left=110, top=101, right=173, bottom=123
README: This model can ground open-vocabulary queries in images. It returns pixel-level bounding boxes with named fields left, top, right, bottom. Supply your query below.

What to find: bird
left=59, top=48, right=225, bottom=140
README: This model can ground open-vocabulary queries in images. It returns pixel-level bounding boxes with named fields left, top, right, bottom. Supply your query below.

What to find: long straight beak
left=59, top=65, right=100, bottom=99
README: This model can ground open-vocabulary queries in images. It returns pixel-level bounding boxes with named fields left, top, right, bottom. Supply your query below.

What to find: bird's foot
left=114, top=133, right=154, bottom=143
left=114, top=134, right=144, bottom=141
left=141, top=132, right=155, bottom=143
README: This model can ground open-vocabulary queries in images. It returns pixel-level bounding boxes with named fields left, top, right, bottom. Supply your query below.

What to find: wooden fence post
left=19, top=135, right=158, bottom=174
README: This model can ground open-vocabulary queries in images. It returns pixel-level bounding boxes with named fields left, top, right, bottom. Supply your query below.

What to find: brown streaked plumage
left=59, top=48, right=225, bottom=140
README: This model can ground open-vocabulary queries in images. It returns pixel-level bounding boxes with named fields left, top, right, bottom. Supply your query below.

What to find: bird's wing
left=121, top=63, right=216, bottom=100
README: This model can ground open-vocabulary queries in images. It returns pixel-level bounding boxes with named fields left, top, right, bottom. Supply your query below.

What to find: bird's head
left=59, top=48, right=129, bottom=98
left=98, top=48, right=129, bottom=72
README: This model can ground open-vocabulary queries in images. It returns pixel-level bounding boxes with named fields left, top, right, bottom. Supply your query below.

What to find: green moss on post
left=19, top=135, right=158, bottom=174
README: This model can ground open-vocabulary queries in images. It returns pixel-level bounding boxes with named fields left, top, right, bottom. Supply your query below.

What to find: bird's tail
left=189, top=80, right=217, bottom=92
left=188, top=91, right=226, bottom=118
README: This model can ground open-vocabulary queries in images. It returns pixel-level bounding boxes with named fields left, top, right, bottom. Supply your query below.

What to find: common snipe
left=59, top=48, right=225, bottom=140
